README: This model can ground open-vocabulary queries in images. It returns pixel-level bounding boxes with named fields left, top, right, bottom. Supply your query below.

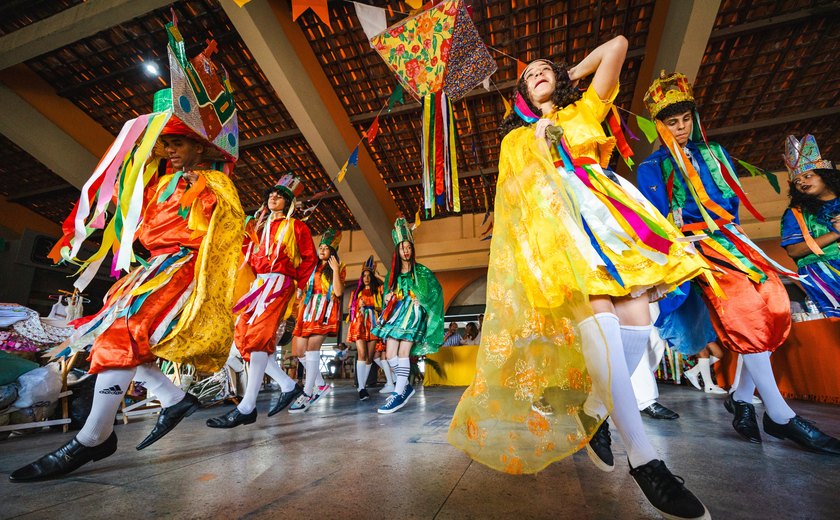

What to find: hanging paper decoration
left=233, top=0, right=251, bottom=6
left=348, top=146, right=360, bottom=166
left=388, top=83, right=404, bottom=111
left=516, top=59, right=528, bottom=79
left=337, top=159, right=350, bottom=183
left=406, top=0, right=424, bottom=9
left=502, top=96, right=512, bottom=118
left=291, top=0, right=331, bottom=28
left=353, top=2, right=387, bottom=40
left=366, top=116, right=380, bottom=144
left=370, top=0, right=496, bottom=216
left=635, top=114, right=659, bottom=144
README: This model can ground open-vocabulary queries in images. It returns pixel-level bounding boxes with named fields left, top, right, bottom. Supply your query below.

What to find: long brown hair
left=498, top=60, right=581, bottom=138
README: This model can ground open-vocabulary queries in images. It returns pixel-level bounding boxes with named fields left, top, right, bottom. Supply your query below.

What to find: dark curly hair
left=264, top=185, right=293, bottom=209
left=655, top=100, right=697, bottom=121
left=788, top=168, right=840, bottom=216
left=498, top=60, right=581, bottom=138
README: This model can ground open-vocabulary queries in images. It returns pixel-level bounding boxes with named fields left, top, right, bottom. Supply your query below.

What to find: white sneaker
left=704, top=385, right=727, bottom=395
left=288, top=393, right=311, bottom=413
left=310, top=384, right=331, bottom=405
left=379, top=383, right=395, bottom=394
left=684, top=369, right=702, bottom=391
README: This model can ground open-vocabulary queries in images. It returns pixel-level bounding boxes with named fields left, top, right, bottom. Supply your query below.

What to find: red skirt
left=346, top=306, right=380, bottom=343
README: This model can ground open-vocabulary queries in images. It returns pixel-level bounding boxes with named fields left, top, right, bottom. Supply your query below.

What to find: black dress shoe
left=641, top=402, right=679, bottom=420
left=136, top=393, right=200, bottom=450
left=268, top=384, right=304, bottom=417
left=763, top=413, right=840, bottom=455
left=206, top=407, right=257, bottom=428
left=729, top=396, right=761, bottom=443
left=9, top=432, right=117, bottom=482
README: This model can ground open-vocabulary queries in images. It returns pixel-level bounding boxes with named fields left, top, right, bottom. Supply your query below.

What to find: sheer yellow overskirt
left=448, top=143, right=608, bottom=475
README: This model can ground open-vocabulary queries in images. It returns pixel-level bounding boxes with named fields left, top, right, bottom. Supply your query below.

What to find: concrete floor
left=1, top=383, right=839, bottom=519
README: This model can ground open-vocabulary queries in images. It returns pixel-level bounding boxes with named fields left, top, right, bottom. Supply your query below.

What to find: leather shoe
left=268, top=384, right=304, bottom=417
left=10, top=432, right=117, bottom=482
left=728, top=395, right=761, bottom=443
left=763, top=413, right=840, bottom=455
left=206, top=407, right=257, bottom=428
left=136, top=393, right=200, bottom=450
left=641, top=402, right=679, bottom=420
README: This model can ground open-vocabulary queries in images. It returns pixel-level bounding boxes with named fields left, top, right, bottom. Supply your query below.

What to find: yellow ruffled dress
left=448, top=84, right=705, bottom=474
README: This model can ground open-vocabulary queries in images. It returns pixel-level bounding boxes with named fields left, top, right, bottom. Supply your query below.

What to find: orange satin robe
left=86, top=178, right=215, bottom=373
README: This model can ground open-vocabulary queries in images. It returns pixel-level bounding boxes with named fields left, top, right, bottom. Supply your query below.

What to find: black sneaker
left=359, top=388, right=370, bottom=401
left=763, top=413, right=840, bottom=455
left=630, top=459, right=710, bottom=520
left=268, top=384, right=304, bottom=417
left=575, top=413, right=614, bottom=472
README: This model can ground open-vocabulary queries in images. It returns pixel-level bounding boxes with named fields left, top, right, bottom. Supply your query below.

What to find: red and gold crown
left=644, top=70, right=695, bottom=119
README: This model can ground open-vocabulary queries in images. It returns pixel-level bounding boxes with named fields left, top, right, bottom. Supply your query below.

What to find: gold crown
left=644, top=70, right=695, bottom=119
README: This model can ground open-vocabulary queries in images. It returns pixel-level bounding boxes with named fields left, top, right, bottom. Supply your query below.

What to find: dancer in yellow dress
left=449, top=36, right=710, bottom=520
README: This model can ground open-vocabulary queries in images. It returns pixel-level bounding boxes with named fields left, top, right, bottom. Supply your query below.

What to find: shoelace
left=644, top=464, right=687, bottom=499
left=793, top=416, right=818, bottom=434
left=384, top=394, right=398, bottom=406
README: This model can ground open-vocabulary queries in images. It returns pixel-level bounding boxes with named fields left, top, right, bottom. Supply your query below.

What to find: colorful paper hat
left=361, top=255, right=376, bottom=274
left=392, top=217, right=414, bottom=246
left=784, top=134, right=835, bottom=180
left=271, top=174, right=304, bottom=201
left=319, top=228, right=342, bottom=251
left=148, top=21, right=238, bottom=165
left=644, top=70, right=695, bottom=119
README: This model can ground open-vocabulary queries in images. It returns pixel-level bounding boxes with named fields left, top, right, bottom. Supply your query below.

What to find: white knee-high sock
left=739, top=352, right=795, bottom=423
left=238, top=351, right=269, bottom=414
left=579, top=313, right=658, bottom=468
left=303, top=350, right=320, bottom=396
left=695, top=358, right=713, bottom=389
left=135, top=363, right=185, bottom=408
left=387, top=357, right=399, bottom=388
left=264, top=356, right=296, bottom=392
left=356, top=361, right=368, bottom=390
left=376, top=358, right=394, bottom=385
left=620, top=325, right=652, bottom=374
left=393, top=357, right=411, bottom=395
left=732, top=357, right=756, bottom=402
left=76, top=367, right=136, bottom=447
left=730, top=354, right=744, bottom=394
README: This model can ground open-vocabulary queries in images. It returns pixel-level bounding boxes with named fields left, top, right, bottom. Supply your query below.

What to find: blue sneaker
left=377, top=392, right=407, bottom=414
left=401, top=384, right=416, bottom=401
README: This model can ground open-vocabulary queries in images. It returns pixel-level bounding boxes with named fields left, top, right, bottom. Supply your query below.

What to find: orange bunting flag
left=366, top=117, right=380, bottom=144
left=406, top=0, right=423, bottom=9
left=291, top=0, right=331, bottom=28
left=233, top=0, right=251, bottom=6
left=516, top=60, right=528, bottom=79
left=337, top=160, right=349, bottom=183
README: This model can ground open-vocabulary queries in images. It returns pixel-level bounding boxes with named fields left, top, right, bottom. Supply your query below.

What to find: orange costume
left=234, top=211, right=317, bottom=361
left=74, top=178, right=218, bottom=373
left=346, top=287, right=383, bottom=343
left=293, top=229, right=346, bottom=338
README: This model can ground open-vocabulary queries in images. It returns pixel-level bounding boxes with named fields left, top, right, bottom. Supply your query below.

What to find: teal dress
left=371, top=264, right=444, bottom=355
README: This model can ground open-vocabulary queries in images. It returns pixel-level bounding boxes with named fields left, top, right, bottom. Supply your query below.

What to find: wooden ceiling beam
left=706, top=106, right=840, bottom=137
left=621, top=0, right=722, bottom=181
left=0, top=0, right=172, bottom=70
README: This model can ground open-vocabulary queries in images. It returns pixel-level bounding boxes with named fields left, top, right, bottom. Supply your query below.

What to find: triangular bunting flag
left=635, top=115, right=659, bottom=144
left=292, top=0, right=331, bottom=29
left=388, top=84, right=404, bottom=111
left=233, top=0, right=251, bottom=6
left=406, top=0, right=423, bottom=9
left=366, top=117, right=380, bottom=144
left=353, top=2, right=386, bottom=41
left=336, top=160, right=349, bottom=183
left=502, top=96, right=512, bottom=118
left=348, top=146, right=360, bottom=166
left=516, top=60, right=528, bottom=79
left=414, top=208, right=422, bottom=230
left=482, top=77, right=491, bottom=91
left=737, top=159, right=781, bottom=194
